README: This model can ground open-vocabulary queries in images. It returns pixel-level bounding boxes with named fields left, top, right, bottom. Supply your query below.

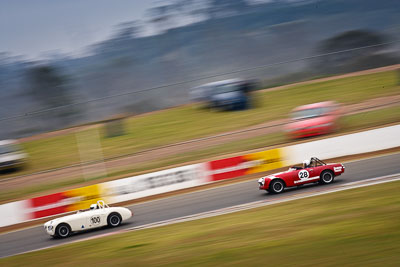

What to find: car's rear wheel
left=320, top=171, right=334, bottom=184
left=107, top=213, right=122, bottom=227
left=269, top=179, right=285, bottom=194
left=55, top=223, right=71, bottom=238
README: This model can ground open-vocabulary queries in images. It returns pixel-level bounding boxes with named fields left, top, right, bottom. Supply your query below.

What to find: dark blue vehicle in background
left=190, top=79, right=256, bottom=111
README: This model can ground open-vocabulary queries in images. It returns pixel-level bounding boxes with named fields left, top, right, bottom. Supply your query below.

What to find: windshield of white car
left=77, top=208, right=91, bottom=213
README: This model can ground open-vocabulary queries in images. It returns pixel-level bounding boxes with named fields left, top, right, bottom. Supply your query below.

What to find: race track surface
left=1, top=153, right=400, bottom=258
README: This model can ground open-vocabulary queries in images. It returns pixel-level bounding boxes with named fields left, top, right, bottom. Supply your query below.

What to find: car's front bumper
left=258, top=178, right=271, bottom=190
left=288, top=125, right=333, bottom=139
left=44, top=224, right=55, bottom=236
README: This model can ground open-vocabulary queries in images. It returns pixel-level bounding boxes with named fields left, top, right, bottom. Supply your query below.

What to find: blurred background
left=2, top=2, right=400, bottom=264
left=1, top=0, right=399, bottom=137
left=0, top=0, right=400, bottom=200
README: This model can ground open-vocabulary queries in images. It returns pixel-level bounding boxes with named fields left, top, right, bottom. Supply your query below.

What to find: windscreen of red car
left=292, top=107, right=331, bottom=120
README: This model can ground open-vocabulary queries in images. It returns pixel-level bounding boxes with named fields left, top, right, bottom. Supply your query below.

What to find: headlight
left=258, top=177, right=265, bottom=185
left=48, top=225, right=53, bottom=230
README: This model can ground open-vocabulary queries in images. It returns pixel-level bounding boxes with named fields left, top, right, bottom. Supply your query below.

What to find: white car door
left=86, top=208, right=107, bottom=228
left=68, top=213, right=89, bottom=232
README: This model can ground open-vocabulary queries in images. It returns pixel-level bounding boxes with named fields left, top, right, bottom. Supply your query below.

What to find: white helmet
left=303, top=159, right=310, bottom=166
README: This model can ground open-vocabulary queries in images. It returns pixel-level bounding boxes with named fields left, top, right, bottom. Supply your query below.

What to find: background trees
left=313, top=30, right=399, bottom=74
left=27, top=65, right=79, bottom=126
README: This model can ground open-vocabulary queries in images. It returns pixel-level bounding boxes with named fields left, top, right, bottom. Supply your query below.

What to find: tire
left=269, top=179, right=285, bottom=194
left=320, top=171, right=334, bottom=184
left=55, top=223, right=71, bottom=238
left=107, top=212, right=122, bottom=227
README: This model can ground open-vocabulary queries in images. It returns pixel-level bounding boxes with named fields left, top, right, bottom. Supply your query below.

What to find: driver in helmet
left=303, top=159, right=311, bottom=169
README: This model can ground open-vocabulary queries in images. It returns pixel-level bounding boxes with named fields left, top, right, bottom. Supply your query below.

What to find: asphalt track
left=1, top=153, right=400, bottom=258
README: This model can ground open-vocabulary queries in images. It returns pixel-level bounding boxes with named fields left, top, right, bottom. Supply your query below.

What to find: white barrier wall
left=285, top=125, right=400, bottom=164
left=0, top=201, right=28, bottom=228
left=102, top=164, right=207, bottom=203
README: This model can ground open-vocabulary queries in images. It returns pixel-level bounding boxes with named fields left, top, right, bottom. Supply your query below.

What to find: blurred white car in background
left=0, top=139, right=27, bottom=172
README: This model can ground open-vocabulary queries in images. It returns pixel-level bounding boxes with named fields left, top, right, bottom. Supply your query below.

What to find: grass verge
left=2, top=180, right=399, bottom=266
left=1, top=106, right=399, bottom=203
left=6, top=70, right=399, bottom=178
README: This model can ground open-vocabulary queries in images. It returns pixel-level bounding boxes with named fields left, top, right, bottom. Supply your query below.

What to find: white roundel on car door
left=298, top=170, right=309, bottom=180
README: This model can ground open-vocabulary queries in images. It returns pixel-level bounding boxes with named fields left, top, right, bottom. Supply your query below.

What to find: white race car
left=44, top=200, right=133, bottom=238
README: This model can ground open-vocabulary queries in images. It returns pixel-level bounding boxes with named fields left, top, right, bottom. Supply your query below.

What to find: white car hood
left=45, top=211, right=91, bottom=225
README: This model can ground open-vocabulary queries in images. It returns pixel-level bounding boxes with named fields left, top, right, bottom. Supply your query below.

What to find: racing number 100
left=91, top=216, right=100, bottom=224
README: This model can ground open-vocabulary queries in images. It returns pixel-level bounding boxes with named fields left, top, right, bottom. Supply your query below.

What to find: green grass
left=21, top=134, right=81, bottom=175
left=6, top=70, right=397, bottom=178
left=341, top=105, right=400, bottom=131
left=108, top=105, right=400, bottom=173
left=2, top=180, right=399, bottom=266
left=1, top=105, right=399, bottom=203
left=94, top=69, right=400, bottom=156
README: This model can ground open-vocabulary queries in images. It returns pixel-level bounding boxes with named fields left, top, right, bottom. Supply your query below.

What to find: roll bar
left=96, top=200, right=109, bottom=209
left=311, top=157, right=326, bottom=165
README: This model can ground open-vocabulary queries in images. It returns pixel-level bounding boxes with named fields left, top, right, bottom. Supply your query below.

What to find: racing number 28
left=298, top=170, right=309, bottom=179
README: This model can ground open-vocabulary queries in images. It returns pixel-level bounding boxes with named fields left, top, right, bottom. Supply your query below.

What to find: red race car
left=258, top=157, right=345, bottom=194
left=285, top=101, right=341, bottom=139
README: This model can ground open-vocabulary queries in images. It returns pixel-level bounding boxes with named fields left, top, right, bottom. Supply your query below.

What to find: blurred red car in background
left=285, top=101, right=341, bottom=139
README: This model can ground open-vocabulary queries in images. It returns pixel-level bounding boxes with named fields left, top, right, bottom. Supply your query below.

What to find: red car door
left=284, top=170, right=299, bottom=187
left=281, top=169, right=297, bottom=186
left=293, top=167, right=316, bottom=185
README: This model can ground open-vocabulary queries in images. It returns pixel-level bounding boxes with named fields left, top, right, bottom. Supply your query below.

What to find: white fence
left=285, top=125, right=400, bottom=164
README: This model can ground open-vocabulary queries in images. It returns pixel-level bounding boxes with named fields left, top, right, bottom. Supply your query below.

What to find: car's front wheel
left=320, top=171, right=334, bottom=184
left=55, top=223, right=71, bottom=238
left=269, top=179, right=285, bottom=194
left=107, top=213, right=122, bottom=227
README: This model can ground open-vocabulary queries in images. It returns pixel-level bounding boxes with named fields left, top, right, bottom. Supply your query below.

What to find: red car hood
left=266, top=170, right=292, bottom=179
